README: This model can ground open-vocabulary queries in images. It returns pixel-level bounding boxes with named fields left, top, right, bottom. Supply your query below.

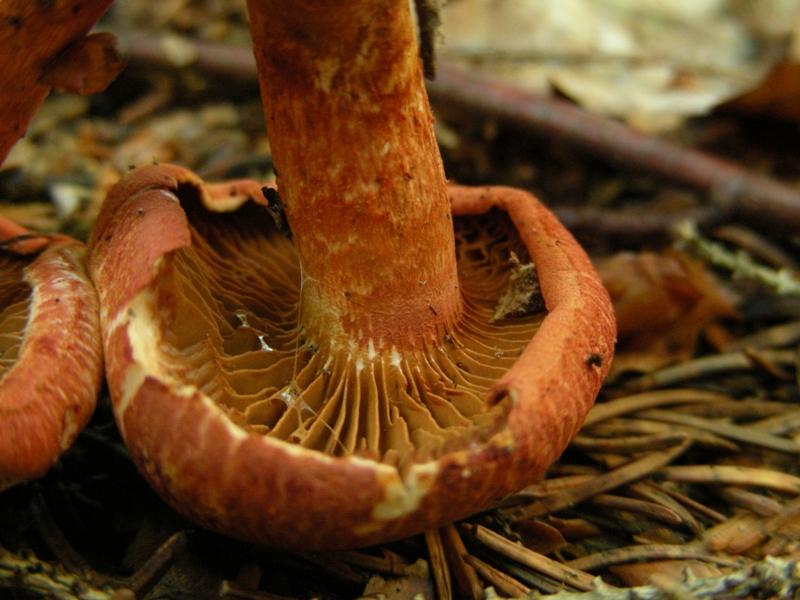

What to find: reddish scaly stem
left=247, top=0, right=460, bottom=348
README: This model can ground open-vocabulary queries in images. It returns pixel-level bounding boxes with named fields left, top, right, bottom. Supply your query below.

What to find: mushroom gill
left=138, top=181, right=545, bottom=471
left=0, top=255, right=30, bottom=383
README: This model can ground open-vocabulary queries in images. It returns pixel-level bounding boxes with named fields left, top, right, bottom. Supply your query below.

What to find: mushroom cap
left=0, top=224, right=103, bottom=491
left=87, top=164, right=615, bottom=550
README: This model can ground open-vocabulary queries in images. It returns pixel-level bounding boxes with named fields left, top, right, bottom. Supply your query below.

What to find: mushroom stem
left=247, top=0, right=460, bottom=348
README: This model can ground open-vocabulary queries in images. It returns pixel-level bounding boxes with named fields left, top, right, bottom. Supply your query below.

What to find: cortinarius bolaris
left=86, top=0, right=615, bottom=549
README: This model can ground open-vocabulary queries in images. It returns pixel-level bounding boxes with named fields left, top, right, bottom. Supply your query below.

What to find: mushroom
left=85, top=0, right=615, bottom=549
left=0, top=0, right=112, bottom=491
left=0, top=216, right=103, bottom=491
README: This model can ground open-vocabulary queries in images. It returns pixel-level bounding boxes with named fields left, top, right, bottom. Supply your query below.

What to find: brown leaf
left=40, top=32, right=125, bottom=96
left=511, top=519, right=568, bottom=555
left=722, top=61, right=800, bottom=122
left=598, top=250, right=739, bottom=376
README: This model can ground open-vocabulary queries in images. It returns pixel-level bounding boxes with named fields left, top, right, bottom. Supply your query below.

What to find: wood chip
left=703, top=512, right=763, bottom=553
left=726, top=496, right=800, bottom=554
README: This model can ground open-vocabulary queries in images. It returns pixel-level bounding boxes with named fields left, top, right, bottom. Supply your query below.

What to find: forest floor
left=3, top=2, right=800, bottom=599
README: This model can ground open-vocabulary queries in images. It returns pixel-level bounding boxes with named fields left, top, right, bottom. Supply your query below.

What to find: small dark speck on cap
left=586, top=353, right=603, bottom=368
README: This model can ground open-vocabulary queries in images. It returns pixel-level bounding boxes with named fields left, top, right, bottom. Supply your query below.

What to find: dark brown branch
left=429, top=65, right=800, bottom=234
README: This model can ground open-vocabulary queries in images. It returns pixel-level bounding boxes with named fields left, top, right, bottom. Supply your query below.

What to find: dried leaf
left=510, top=519, right=568, bottom=555
left=40, top=32, right=125, bottom=96
left=598, top=250, right=739, bottom=376
left=723, top=61, right=800, bottom=122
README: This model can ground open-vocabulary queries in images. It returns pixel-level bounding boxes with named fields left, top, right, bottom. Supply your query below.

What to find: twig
left=565, top=544, right=744, bottom=572
left=30, top=489, right=93, bottom=576
left=425, top=529, right=452, bottom=600
left=724, top=320, right=800, bottom=352
left=589, top=494, right=683, bottom=526
left=719, top=487, right=783, bottom=517
left=467, top=525, right=598, bottom=592
left=501, top=438, right=691, bottom=522
left=462, top=554, right=531, bottom=597
left=518, top=474, right=599, bottom=499
left=675, top=221, right=800, bottom=293
left=583, top=389, right=732, bottom=428
left=659, top=465, right=800, bottom=494
left=570, top=432, right=690, bottom=455
left=123, top=531, right=188, bottom=598
left=635, top=409, right=800, bottom=454
left=328, top=549, right=412, bottom=578
left=749, top=408, right=800, bottom=436
left=440, top=524, right=484, bottom=600
left=626, top=481, right=701, bottom=533
left=644, top=482, right=727, bottom=525
left=626, top=349, right=797, bottom=392
left=712, top=225, right=800, bottom=271
left=586, top=418, right=740, bottom=452
left=548, top=205, right=718, bottom=244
